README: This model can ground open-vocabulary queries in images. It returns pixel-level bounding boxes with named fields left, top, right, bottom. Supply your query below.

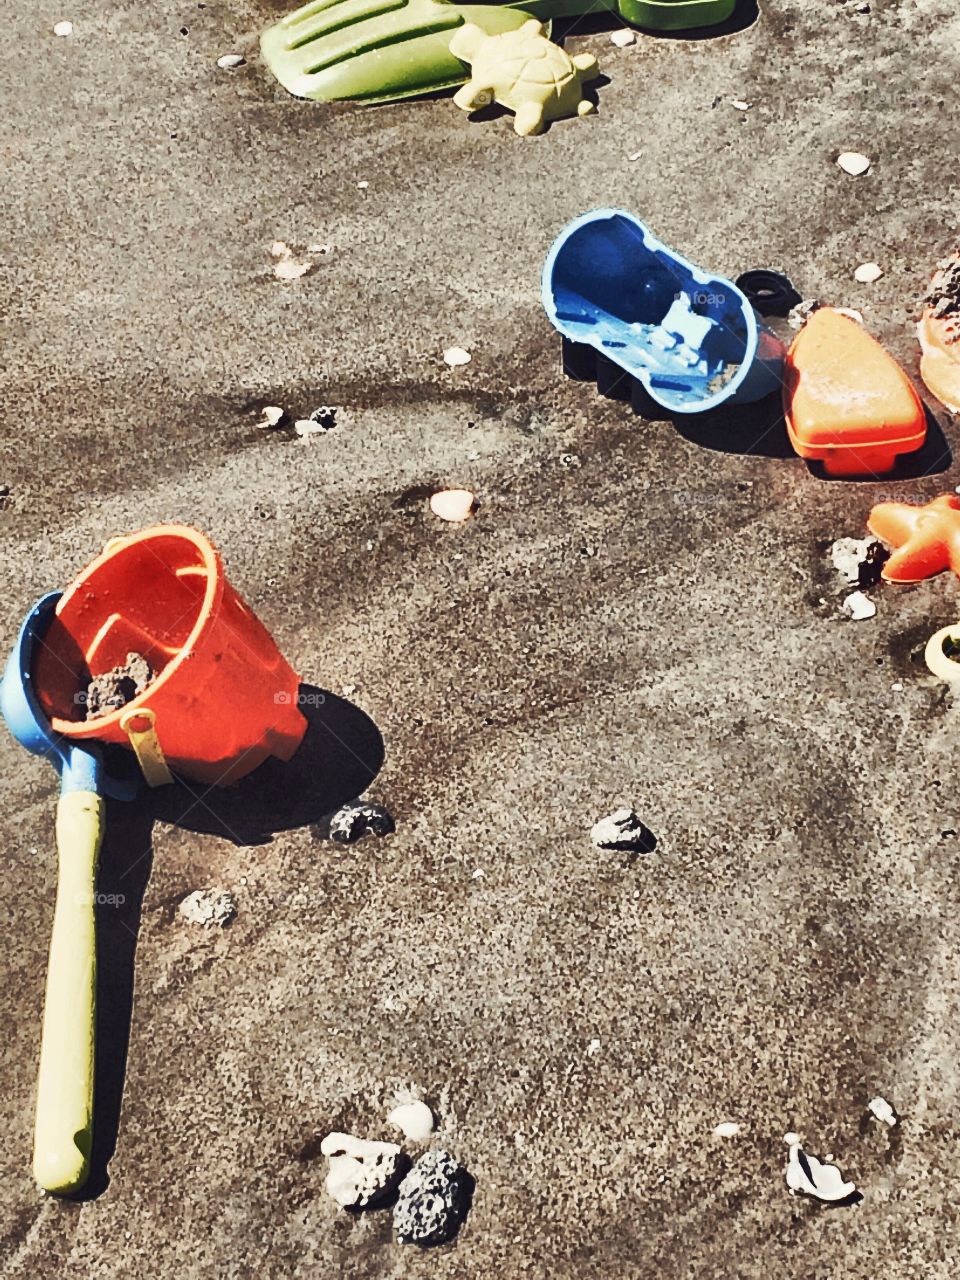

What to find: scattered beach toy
left=321, top=1132, right=406, bottom=1209
left=449, top=21, right=599, bottom=137
left=917, top=248, right=960, bottom=413
left=867, top=494, right=960, bottom=583
left=785, top=1142, right=857, bottom=1203
left=590, top=808, right=655, bottom=853
left=387, top=1100, right=435, bottom=1143
left=328, top=800, right=395, bottom=843
left=925, top=622, right=960, bottom=684
left=179, top=888, right=237, bottom=928
left=0, top=595, right=143, bottom=1194
left=837, top=151, right=871, bottom=176
left=430, top=489, right=476, bottom=522
left=262, top=0, right=554, bottom=105
left=543, top=210, right=785, bottom=414
left=867, top=1096, right=898, bottom=1127
left=842, top=591, right=876, bottom=621
left=261, top=0, right=736, bottom=106
left=394, top=1149, right=467, bottom=1246
left=783, top=308, right=926, bottom=476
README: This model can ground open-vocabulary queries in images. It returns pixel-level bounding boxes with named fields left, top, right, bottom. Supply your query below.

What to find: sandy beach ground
left=1, top=1, right=959, bottom=1274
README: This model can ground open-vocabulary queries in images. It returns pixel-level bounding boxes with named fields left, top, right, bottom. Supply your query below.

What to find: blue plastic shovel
left=0, top=593, right=136, bottom=1194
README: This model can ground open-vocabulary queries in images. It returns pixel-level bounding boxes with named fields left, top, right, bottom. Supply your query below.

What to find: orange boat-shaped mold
left=783, top=308, right=927, bottom=477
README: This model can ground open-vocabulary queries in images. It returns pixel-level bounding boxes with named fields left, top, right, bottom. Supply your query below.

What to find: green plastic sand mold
left=261, top=0, right=737, bottom=105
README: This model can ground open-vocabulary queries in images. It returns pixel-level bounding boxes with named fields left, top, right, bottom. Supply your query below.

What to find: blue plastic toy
left=541, top=209, right=785, bottom=413
left=1, top=593, right=137, bottom=1195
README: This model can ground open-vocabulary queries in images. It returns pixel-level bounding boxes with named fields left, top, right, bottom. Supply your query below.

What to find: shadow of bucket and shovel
left=1, top=525, right=384, bottom=1197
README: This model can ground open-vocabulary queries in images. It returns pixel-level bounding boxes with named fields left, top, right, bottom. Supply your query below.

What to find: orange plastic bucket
left=33, top=526, right=307, bottom=785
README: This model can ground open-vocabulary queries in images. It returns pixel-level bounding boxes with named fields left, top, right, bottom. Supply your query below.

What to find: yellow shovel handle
left=33, top=790, right=104, bottom=1194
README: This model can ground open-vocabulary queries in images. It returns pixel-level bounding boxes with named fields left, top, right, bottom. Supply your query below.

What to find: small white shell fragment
left=321, top=1133, right=404, bottom=1209
left=307, top=243, right=331, bottom=254
left=430, top=489, right=475, bottom=522
left=843, top=591, right=876, bottom=621
left=713, top=1121, right=742, bottom=1138
left=387, top=1101, right=435, bottom=1143
left=590, top=807, right=650, bottom=851
left=628, top=150, right=643, bottom=162
left=837, top=151, right=871, bottom=176
left=53, top=20, right=73, bottom=36
left=258, top=405, right=285, bottom=429
left=443, top=346, right=472, bottom=367
left=217, top=53, right=245, bottom=69
left=320, top=1129, right=401, bottom=1160
left=787, top=299, right=820, bottom=330
left=830, top=536, right=876, bottom=584
left=785, top=1143, right=857, bottom=1202
left=854, top=262, right=884, bottom=284
left=294, top=418, right=329, bottom=437
left=731, top=100, right=751, bottom=111
left=274, top=258, right=311, bottom=280
left=867, top=1095, right=898, bottom=1127
left=587, top=1038, right=601, bottom=1057
left=357, top=180, right=369, bottom=189
left=610, top=29, right=636, bottom=46
left=178, top=888, right=236, bottom=927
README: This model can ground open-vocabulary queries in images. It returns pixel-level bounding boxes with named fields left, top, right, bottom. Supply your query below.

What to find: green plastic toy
left=451, top=20, right=598, bottom=135
left=261, top=0, right=737, bottom=105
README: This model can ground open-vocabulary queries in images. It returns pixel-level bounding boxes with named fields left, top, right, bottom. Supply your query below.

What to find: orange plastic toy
left=33, top=526, right=307, bottom=785
left=784, top=308, right=927, bottom=477
left=917, top=250, right=960, bottom=414
left=867, top=493, right=960, bottom=583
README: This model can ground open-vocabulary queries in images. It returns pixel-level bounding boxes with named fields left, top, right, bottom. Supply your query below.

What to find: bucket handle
left=119, top=708, right=173, bottom=788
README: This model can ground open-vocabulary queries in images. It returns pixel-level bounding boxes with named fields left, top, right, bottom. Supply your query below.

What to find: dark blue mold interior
left=547, top=215, right=752, bottom=407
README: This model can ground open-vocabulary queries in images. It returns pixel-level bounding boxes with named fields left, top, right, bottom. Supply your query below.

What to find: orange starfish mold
left=784, top=308, right=927, bottom=477
left=917, top=250, right=960, bottom=414
left=867, top=493, right=960, bottom=583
